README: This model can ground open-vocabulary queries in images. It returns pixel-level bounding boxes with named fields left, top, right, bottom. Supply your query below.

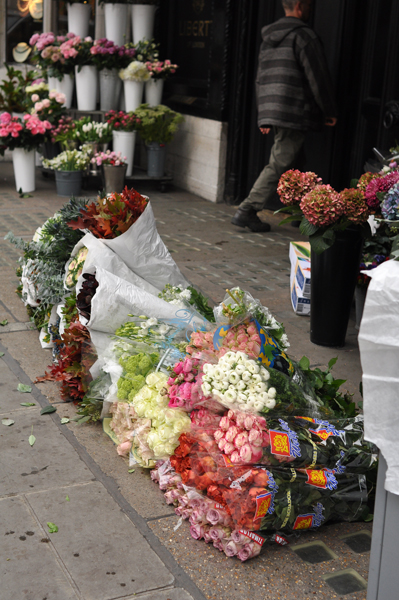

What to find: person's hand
left=325, top=117, right=337, bottom=127
left=260, top=127, right=271, bottom=134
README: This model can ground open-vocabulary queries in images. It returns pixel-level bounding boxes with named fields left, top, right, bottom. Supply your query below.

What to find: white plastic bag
left=102, top=202, right=189, bottom=290
left=78, top=266, right=205, bottom=335
left=66, top=232, right=160, bottom=296
left=358, top=260, right=399, bottom=495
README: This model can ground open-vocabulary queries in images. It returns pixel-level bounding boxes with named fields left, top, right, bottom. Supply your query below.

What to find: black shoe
left=231, top=207, right=271, bottom=232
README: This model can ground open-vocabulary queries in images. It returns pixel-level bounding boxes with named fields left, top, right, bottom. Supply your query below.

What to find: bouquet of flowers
left=73, top=117, right=112, bottom=144
left=277, top=170, right=372, bottom=253
left=25, top=81, right=49, bottom=102
left=0, top=112, right=52, bottom=153
left=91, top=150, right=126, bottom=167
left=90, top=38, right=136, bottom=70
left=30, top=32, right=77, bottom=79
left=119, top=61, right=151, bottom=82
left=62, top=36, right=95, bottom=71
left=42, top=147, right=91, bottom=171
left=65, top=246, right=88, bottom=289
left=67, top=187, right=148, bottom=238
left=105, top=110, right=141, bottom=132
left=145, top=60, right=178, bottom=80
left=51, top=115, right=76, bottom=147
left=30, top=90, right=67, bottom=127
left=133, top=39, right=159, bottom=63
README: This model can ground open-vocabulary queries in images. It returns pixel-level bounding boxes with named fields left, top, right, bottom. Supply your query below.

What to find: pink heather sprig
left=214, top=410, right=269, bottom=464
left=91, top=150, right=127, bottom=167
left=339, top=188, right=370, bottom=224
left=300, top=184, right=344, bottom=227
left=277, top=169, right=322, bottom=206
left=365, top=171, right=399, bottom=211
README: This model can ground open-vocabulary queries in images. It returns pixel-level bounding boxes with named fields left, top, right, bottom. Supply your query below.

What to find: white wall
left=166, top=114, right=228, bottom=203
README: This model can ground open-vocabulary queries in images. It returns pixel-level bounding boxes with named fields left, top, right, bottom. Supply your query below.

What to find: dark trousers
left=239, top=126, right=306, bottom=212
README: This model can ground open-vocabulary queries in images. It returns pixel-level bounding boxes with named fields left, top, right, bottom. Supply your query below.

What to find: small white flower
left=158, top=324, right=170, bottom=335
left=255, top=382, right=267, bottom=393
left=202, top=374, right=211, bottom=383
left=203, top=363, right=211, bottom=374
left=213, top=368, right=223, bottom=381
left=241, top=371, right=251, bottom=382
left=247, top=394, right=257, bottom=404
left=254, top=400, right=264, bottom=412
left=146, top=317, right=158, bottom=327
left=222, top=352, right=236, bottom=365
left=265, top=398, right=276, bottom=409
left=257, top=392, right=269, bottom=403
left=202, top=382, right=211, bottom=394
left=236, top=380, right=246, bottom=391
left=247, top=361, right=260, bottom=374
left=213, top=381, right=222, bottom=391
left=260, top=367, right=270, bottom=381
left=235, top=351, right=248, bottom=362
left=268, top=387, right=277, bottom=399
left=221, top=379, right=229, bottom=389
left=235, top=364, right=245, bottom=375
left=252, top=373, right=262, bottom=384
left=236, top=392, right=248, bottom=404
left=228, top=372, right=240, bottom=385
left=180, top=289, right=191, bottom=300
left=224, top=389, right=237, bottom=402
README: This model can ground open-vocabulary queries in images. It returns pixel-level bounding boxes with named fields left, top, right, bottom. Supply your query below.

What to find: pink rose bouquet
left=145, top=59, right=179, bottom=80
left=91, top=150, right=127, bottom=167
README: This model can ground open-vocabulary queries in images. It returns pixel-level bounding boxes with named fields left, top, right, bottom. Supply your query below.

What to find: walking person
left=231, top=0, right=337, bottom=232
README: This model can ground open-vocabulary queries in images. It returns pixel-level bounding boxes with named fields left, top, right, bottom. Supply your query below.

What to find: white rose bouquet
left=201, top=351, right=277, bottom=413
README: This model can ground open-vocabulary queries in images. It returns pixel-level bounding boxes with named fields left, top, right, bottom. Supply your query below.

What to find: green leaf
left=349, top=178, right=359, bottom=188
left=65, top=496, right=70, bottom=501
left=128, top=469, right=135, bottom=473
left=0, top=352, right=4, bottom=357
left=0, top=319, right=8, bottom=326
left=20, top=402, right=35, bottom=407
left=328, top=357, right=338, bottom=369
left=60, top=417, right=70, bottom=424
left=2, top=418, right=14, bottom=426
left=299, top=217, right=319, bottom=236
left=77, top=416, right=91, bottom=424
left=29, top=434, right=36, bottom=446
left=299, top=356, right=310, bottom=371
left=309, top=229, right=336, bottom=254
left=278, top=214, right=304, bottom=226
left=40, top=405, right=57, bottom=415
left=364, top=513, right=374, bottom=522
left=17, top=383, right=32, bottom=393
left=47, top=522, right=58, bottom=533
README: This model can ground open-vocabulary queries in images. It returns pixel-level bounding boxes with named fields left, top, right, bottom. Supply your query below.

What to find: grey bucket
left=55, top=170, right=83, bottom=197
left=102, top=164, right=127, bottom=194
left=147, top=142, right=166, bottom=177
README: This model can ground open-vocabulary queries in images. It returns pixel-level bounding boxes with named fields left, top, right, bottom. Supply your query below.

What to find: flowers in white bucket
left=119, top=61, right=151, bottom=82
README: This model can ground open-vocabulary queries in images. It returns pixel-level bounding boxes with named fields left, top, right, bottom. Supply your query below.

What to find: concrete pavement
left=0, top=163, right=370, bottom=600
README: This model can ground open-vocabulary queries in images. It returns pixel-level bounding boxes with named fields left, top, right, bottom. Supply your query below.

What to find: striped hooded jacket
left=256, top=17, right=337, bottom=131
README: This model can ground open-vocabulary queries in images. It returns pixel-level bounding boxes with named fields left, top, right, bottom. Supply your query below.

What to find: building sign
left=160, top=0, right=228, bottom=120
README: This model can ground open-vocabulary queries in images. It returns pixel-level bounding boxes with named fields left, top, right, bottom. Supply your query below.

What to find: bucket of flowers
left=105, top=110, right=141, bottom=176
left=144, top=59, right=178, bottom=106
left=92, top=150, right=127, bottom=194
left=91, top=39, right=136, bottom=111
left=42, top=146, right=91, bottom=197
left=0, top=111, right=52, bottom=192
left=27, top=89, right=67, bottom=159
left=119, top=60, right=151, bottom=112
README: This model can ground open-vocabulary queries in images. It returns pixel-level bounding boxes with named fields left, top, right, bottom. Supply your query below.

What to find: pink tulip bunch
left=167, top=357, right=202, bottom=410
left=214, top=410, right=269, bottom=464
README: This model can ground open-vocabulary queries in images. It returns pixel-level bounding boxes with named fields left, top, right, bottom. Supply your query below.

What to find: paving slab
left=1, top=495, right=78, bottom=600
left=0, top=407, right=93, bottom=495
left=123, top=589, right=194, bottom=599
left=27, top=481, right=175, bottom=599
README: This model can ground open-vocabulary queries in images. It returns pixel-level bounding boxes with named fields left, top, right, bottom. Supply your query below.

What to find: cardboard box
left=291, top=278, right=311, bottom=315
left=290, top=241, right=311, bottom=293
